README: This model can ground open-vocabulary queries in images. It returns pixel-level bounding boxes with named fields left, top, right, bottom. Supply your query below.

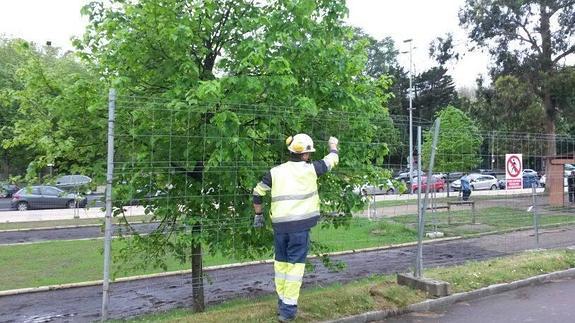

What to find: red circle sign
left=507, top=155, right=521, bottom=177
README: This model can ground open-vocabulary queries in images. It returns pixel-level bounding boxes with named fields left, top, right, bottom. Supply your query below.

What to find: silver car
left=451, top=174, right=499, bottom=191
left=10, top=185, right=87, bottom=211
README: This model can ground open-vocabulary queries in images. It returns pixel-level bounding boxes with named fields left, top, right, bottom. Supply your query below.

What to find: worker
left=252, top=134, right=339, bottom=322
left=460, top=173, right=471, bottom=201
left=569, top=171, right=575, bottom=203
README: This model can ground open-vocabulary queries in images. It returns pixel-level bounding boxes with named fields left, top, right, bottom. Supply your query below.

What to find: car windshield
left=43, top=187, right=62, bottom=196
left=19, top=187, right=42, bottom=195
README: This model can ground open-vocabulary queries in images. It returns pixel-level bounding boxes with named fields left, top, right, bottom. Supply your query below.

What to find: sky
left=0, top=0, right=490, bottom=88
left=346, top=0, right=491, bottom=88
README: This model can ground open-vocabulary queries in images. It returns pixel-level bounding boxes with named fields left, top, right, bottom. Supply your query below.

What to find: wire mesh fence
left=99, top=93, right=575, bottom=318
left=2, top=91, right=575, bottom=322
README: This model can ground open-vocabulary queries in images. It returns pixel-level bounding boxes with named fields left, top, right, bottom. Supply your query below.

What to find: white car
left=565, top=164, right=575, bottom=177
left=354, top=179, right=397, bottom=195
left=539, top=175, right=567, bottom=188
left=522, top=169, right=538, bottom=177
left=451, top=173, right=499, bottom=191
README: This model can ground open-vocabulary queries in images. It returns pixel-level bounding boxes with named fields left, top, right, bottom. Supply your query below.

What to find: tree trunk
left=540, top=5, right=557, bottom=192
left=191, top=224, right=205, bottom=312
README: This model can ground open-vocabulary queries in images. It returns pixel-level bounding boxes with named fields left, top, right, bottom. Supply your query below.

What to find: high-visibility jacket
left=253, top=150, right=338, bottom=233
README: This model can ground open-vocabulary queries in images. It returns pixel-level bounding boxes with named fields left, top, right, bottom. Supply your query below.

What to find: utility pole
left=404, top=39, right=414, bottom=193
left=491, top=131, right=495, bottom=170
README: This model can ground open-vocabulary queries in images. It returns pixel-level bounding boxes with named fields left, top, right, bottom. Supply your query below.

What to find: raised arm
left=313, top=136, right=339, bottom=176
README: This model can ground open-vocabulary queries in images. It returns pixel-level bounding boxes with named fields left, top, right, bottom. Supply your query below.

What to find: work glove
left=328, top=136, right=339, bottom=149
left=253, top=213, right=264, bottom=228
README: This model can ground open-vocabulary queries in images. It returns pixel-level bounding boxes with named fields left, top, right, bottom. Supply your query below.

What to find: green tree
left=80, top=0, right=394, bottom=312
left=414, top=67, right=458, bottom=122
left=350, top=29, right=410, bottom=118
left=412, top=34, right=460, bottom=122
left=348, top=29, right=406, bottom=165
left=422, top=106, right=482, bottom=173
left=1, top=42, right=105, bottom=183
left=463, top=75, right=546, bottom=133
left=0, top=38, right=32, bottom=179
left=429, top=33, right=459, bottom=66
left=552, top=66, right=575, bottom=138
left=460, top=0, right=575, bottom=166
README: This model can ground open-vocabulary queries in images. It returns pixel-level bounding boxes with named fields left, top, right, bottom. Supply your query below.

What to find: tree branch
left=553, top=45, right=575, bottom=64
left=549, top=0, right=575, bottom=16
left=512, top=15, right=542, bottom=55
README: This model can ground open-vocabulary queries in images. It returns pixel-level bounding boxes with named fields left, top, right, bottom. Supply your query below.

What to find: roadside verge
left=327, top=266, right=575, bottom=323
left=115, top=248, right=575, bottom=322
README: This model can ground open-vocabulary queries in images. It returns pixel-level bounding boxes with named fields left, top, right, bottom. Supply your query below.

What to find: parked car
left=565, top=164, right=575, bottom=177
left=435, top=172, right=463, bottom=183
left=522, top=169, right=538, bottom=177
left=55, top=175, right=92, bottom=193
left=394, top=170, right=424, bottom=184
left=499, top=174, right=540, bottom=189
left=539, top=175, right=567, bottom=188
left=451, top=173, right=499, bottom=191
left=10, top=185, right=87, bottom=211
left=354, top=179, right=398, bottom=195
left=410, top=176, right=446, bottom=192
left=473, top=169, right=498, bottom=178
left=0, top=184, right=20, bottom=198
left=523, top=174, right=540, bottom=188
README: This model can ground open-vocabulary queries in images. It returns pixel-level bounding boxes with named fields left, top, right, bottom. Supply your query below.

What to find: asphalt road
left=385, top=277, right=575, bottom=323
left=1, top=226, right=574, bottom=322
left=0, top=223, right=158, bottom=244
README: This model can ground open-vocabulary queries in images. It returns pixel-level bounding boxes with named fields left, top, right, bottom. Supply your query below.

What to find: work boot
left=278, top=315, right=294, bottom=322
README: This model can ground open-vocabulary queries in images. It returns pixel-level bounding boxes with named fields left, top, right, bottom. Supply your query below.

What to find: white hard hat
left=286, top=133, right=316, bottom=154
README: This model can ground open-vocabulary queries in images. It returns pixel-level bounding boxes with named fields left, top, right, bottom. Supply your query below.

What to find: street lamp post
left=47, top=163, right=54, bottom=177
left=404, top=39, right=414, bottom=194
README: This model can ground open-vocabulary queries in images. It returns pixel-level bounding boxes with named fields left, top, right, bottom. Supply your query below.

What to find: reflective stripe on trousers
left=274, top=261, right=305, bottom=305
left=274, top=229, right=310, bottom=318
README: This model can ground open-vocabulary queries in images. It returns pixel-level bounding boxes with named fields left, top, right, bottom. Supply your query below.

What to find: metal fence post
left=101, top=88, right=116, bottom=321
left=415, top=126, right=423, bottom=277
left=415, top=119, right=440, bottom=278
left=532, top=182, right=539, bottom=249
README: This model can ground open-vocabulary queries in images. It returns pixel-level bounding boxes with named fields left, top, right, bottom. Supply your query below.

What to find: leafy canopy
left=459, top=0, right=575, bottom=157
left=79, top=0, right=395, bottom=271
left=1, top=40, right=105, bottom=183
left=422, top=106, right=482, bottom=173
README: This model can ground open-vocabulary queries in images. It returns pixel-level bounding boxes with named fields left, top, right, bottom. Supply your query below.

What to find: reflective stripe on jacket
left=270, top=161, right=320, bottom=233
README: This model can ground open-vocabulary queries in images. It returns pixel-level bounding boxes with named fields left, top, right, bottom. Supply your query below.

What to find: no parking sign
left=505, top=154, right=523, bottom=189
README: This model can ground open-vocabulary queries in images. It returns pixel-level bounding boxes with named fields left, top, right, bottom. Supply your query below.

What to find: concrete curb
left=324, top=267, right=575, bottom=323
left=0, top=236, right=462, bottom=297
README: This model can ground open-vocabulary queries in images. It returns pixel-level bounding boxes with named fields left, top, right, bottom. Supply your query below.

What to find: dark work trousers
left=274, top=229, right=310, bottom=320
left=462, top=189, right=471, bottom=201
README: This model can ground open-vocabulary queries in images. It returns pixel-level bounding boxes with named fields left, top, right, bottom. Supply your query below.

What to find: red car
left=410, top=176, right=446, bottom=192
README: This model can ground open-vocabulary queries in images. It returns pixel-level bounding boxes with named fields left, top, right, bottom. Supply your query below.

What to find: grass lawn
left=373, top=192, right=540, bottom=208
left=2, top=207, right=573, bottom=291
left=119, top=249, right=575, bottom=322
left=0, top=218, right=417, bottom=291
left=391, top=207, right=575, bottom=236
